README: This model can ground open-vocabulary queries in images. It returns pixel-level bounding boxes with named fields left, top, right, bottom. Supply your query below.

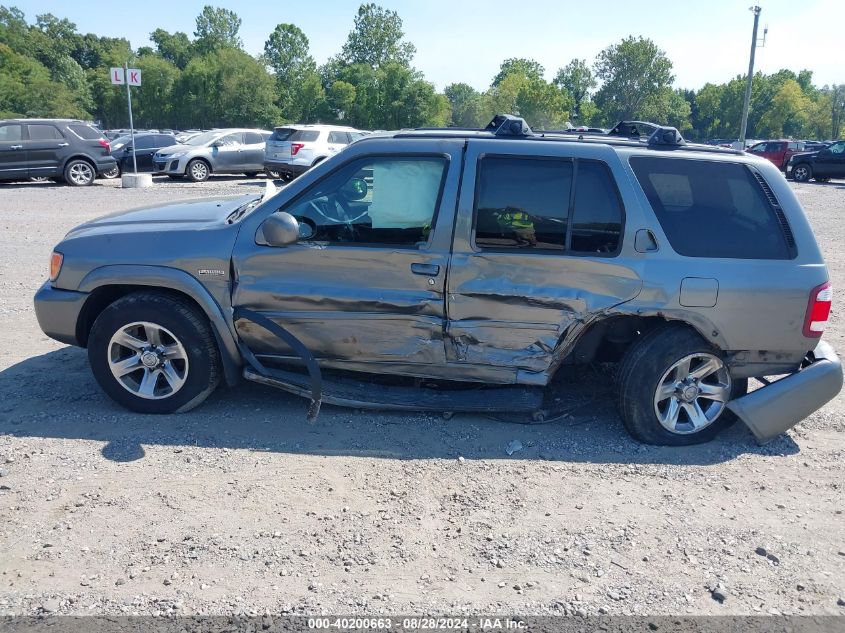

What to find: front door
left=231, top=143, right=463, bottom=376
left=815, top=141, right=845, bottom=178
left=445, top=141, right=643, bottom=384
left=0, top=123, right=26, bottom=179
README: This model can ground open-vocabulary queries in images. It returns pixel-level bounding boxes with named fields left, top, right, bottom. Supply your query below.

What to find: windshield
left=184, top=130, right=222, bottom=146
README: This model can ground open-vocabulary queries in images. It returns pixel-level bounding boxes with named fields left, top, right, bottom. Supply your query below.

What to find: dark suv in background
left=786, top=140, right=845, bottom=182
left=0, top=119, right=116, bottom=186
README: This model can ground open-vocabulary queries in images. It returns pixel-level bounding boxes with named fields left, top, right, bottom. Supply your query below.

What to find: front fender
left=78, top=264, right=242, bottom=386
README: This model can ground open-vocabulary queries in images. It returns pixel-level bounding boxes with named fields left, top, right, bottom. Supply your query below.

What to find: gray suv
left=153, top=128, right=271, bottom=182
left=33, top=115, right=842, bottom=446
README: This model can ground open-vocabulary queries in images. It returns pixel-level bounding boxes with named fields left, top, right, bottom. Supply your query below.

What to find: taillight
left=803, top=281, right=832, bottom=338
left=49, top=251, right=63, bottom=282
left=98, top=138, right=111, bottom=153
left=291, top=143, right=305, bottom=156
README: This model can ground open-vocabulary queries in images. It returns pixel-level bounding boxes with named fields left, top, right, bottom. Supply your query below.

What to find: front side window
left=631, top=157, right=791, bottom=259
left=328, top=131, right=349, bottom=144
left=282, top=156, right=447, bottom=247
left=28, top=124, right=63, bottom=140
left=217, top=133, right=242, bottom=146
left=475, top=157, right=573, bottom=250
left=829, top=142, right=845, bottom=155
left=0, top=124, right=23, bottom=141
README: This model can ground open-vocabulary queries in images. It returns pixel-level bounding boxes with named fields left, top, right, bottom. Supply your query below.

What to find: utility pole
left=739, top=6, right=766, bottom=147
left=124, top=62, right=138, bottom=175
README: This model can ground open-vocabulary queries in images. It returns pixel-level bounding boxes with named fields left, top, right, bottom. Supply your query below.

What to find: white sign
left=109, top=68, right=141, bottom=86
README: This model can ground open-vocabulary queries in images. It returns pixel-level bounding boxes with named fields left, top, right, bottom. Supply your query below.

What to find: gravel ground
left=0, top=175, right=844, bottom=618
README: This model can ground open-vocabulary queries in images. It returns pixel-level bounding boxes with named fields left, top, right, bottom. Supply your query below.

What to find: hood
left=64, top=195, right=258, bottom=239
left=789, top=150, right=819, bottom=161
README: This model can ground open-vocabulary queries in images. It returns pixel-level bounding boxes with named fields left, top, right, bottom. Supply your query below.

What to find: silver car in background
left=264, top=124, right=365, bottom=180
left=153, top=128, right=271, bottom=182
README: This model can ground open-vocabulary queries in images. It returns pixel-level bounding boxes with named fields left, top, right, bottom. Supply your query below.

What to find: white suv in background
left=264, top=124, right=365, bottom=180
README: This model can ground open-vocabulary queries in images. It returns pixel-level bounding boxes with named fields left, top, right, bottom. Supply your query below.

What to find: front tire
left=88, top=292, right=220, bottom=414
left=187, top=159, right=210, bottom=182
left=615, top=323, right=747, bottom=445
left=791, top=163, right=812, bottom=182
left=64, top=159, right=96, bottom=186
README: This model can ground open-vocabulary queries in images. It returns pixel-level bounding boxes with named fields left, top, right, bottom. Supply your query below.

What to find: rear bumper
left=94, top=157, right=117, bottom=175
left=33, top=281, right=88, bottom=347
left=264, top=160, right=309, bottom=178
left=727, top=341, right=843, bottom=443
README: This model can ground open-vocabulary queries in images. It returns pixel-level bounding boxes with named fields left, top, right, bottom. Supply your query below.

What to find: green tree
left=757, top=79, right=810, bottom=138
left=488, top=72, right=571, bottom=129
left=593, top=36, right=674, bottom=123
left=193, top=5, right=242, bottom=54
left=150, top=28, right=193, bottom=69
left=553, top=59, right=596, bottom=121
left=132, top=54, right=180, bottom=128
left=492, top=58, right=544, bottom=87
left=444, top=82, right=487, bottom=127
left=264, top=23, right=316, bottom=121
left=0, top=43, right=86, bottom=118
left=340, top=3, right=415, bottom=69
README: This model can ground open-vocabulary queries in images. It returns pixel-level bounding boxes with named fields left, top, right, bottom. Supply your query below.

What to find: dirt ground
left=0, top=175, right=843, bottom=618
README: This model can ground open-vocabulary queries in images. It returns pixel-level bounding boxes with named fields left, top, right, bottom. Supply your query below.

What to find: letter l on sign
left=110, top=67, right=125, bottom=84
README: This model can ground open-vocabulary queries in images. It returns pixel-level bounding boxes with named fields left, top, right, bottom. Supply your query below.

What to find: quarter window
left=570, top=162, right=623, bottom=253
left=67, top=124, right=102, bottom=140
left=283, top=156, right=447, bottom=247
left=631, top=157, right=791, bottom=259
left=475, top=157, right=573, bottom=250
left=27, top=124, right=63, bottom=140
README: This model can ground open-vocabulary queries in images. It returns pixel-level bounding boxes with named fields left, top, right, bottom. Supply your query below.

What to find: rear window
left=67, top=124, right=103, bottom=140
left=630, top=157, right=791, bottom=259
left=290, top=129, right=320, bottom=143
left=270, top=127, right=294, bottom=142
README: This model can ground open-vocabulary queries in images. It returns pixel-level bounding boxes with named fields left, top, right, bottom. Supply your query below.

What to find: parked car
left=0, top=118, right=116, bottom=186
left=175, top=130, right=202, bottom=143
left=264, top=124, right=365, bottom=180
left=152, top=129, right=271, bottom=182
left=786, top=140, right=845, bottom=182
left=33, top=114, right=842, bottom=446
left=101, top=132, right=176, bottom=178
left=746, top=139, right=805, bottom=170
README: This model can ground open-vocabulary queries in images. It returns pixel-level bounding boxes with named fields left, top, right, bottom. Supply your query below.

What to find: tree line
left=1, top=3, right=842, bottom=140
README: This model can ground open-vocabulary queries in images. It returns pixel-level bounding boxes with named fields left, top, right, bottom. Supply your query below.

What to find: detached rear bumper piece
left=727, top=341, right=842, bottom=443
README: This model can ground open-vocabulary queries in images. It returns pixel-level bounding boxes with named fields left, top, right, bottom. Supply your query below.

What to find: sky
left=12, top=0, right=844, bottom=91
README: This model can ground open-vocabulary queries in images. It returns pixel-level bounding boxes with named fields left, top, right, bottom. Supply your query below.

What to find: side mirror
left=257, top=212, right=300, bottom=247
left=211, top=139, right=224, bottom=147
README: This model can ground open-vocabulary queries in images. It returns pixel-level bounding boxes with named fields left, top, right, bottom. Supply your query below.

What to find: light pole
left=739, top=6, right=767, bottom=147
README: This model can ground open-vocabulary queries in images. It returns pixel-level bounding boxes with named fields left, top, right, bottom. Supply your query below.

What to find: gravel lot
left=0, top=175, right=844, bottom=618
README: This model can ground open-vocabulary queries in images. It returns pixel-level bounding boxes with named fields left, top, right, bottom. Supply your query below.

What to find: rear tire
left=87, top=292, right=220, bottom=414
left=64, top=159, right=96, bottom=186
left=244, top=171, right=258, bottom=178
left=615, top=323, right=747, bottom=445
left=265, top=169, right=280, bottom=179
left=187, top=159, right=210, bottom=182
left=101, top=165, right=120, bottom=179
left=791, top=163, right=812, bottom=182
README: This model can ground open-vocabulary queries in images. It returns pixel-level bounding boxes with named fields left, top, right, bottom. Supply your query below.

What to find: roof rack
left=484, top=114, right=533, bottom=136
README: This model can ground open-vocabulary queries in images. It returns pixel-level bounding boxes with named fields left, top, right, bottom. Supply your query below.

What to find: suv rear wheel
left=64, top=159, right=96, bottom=186
left=791, top=163, right=812, bottom=182
left=615, top=323, right=747, bottom=445
left=187, top=159, right=210, bottom=182
left=88, top=292, right=220, bottom=414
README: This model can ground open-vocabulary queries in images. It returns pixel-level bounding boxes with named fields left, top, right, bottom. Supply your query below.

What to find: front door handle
left=10, top=145, right=22, bottom=150
left=410, top=263, right=440, bottom=276
left=58, top=142, right=69, bottom=147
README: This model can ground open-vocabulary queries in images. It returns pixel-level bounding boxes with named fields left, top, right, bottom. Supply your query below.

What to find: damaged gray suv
left=34, top=115, right=843, bottom=446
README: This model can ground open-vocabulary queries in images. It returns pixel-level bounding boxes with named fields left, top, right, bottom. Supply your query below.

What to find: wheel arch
left=187, top=156, right=212, bottom=174
left=61, top=154, right=97, bottom=172
left=76, top=265, right=241, bottom=386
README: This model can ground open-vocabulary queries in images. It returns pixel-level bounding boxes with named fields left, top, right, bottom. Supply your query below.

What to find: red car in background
left=747, top=140, right=805, bottom=170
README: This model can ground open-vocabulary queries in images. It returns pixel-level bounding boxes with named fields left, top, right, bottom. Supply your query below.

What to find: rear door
left=231, top=140, right=464, bottom=375
left=241, top=131, right=266, bottom=170
left=445, top=140, right=642, bottom=382
left=25, top=123, right=67, bottom=177
left=211, top=132, right=245, bottom=172
left=131, top=135, right=158, bottom=171
left=0, top=123, right=26, bottom=179
left=814, top=141, right=845, bottom=178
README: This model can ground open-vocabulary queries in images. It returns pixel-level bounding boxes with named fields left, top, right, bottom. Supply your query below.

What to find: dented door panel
left=446, top=140, right=644, bottom=379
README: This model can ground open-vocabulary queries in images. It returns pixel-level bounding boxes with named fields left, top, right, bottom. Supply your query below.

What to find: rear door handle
left=10, top=145, right=22, bottom=150
left=411, top=263, right=440, bottom=276
left=58, top=142, right=69, bottom=147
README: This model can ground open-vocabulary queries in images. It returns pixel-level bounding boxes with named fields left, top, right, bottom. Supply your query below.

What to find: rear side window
left=475, top=157, right=573, bottom=250
left=270, top=127, right=295, bottom=142
left=0, top=124, right=23, bottom=141
left=157, top=135, right=175, bottom=146
left=290, top=129, right=319, bottom=142
left=67, top=124, right=103, bottom=140
left=570, top=162, right=623, bottom=254
left=631, top=157, right=791, bottom=259
left=134, top=136, right=157, bottom=149
left=328, top=131, right=349, bottom=144
left=243, top=131, right=263, bottom=145
left=28, top=124, right=64, bottom=140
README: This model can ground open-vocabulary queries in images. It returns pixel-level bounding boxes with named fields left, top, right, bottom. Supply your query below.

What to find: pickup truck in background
left=747, top=140, right=805, bottom=170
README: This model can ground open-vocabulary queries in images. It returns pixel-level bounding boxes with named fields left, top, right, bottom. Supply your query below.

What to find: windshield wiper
left=226, top=197, right=262, bottom=224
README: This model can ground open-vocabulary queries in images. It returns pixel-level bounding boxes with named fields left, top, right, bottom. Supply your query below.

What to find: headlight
left=49, top=251, right=63, bottom=282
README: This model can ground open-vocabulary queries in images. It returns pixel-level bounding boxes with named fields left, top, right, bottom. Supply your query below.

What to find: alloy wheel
left=653, top=352, right=731, bottom=435
left=107, top=321, right=189, bottom=400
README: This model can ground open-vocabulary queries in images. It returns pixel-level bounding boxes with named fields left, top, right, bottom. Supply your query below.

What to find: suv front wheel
left=88, top=292, right=220, bottom=414
left=791, top=163, right=812, bottom=182
left=615, top=323, right=747, bottom=445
